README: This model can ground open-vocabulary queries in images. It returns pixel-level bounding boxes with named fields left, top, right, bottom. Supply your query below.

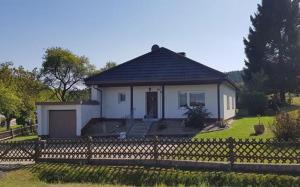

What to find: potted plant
left=254, top=115, right=265, bottom=135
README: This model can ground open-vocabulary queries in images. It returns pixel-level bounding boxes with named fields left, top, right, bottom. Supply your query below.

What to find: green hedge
left=27, top=163, right=300, bottom=187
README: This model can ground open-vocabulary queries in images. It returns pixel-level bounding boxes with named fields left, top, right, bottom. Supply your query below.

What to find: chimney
left=151, top=44, right=160, bottom=52
left=177, top=52, right=186, bottom=57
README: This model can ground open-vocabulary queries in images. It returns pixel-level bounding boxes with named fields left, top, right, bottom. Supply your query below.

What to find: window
left=178, top=91, right=205, bottom=108
left=118, top=93, right=126, bottom=103
left=232, top=97, right=235, bottom=109
left=227, top=96, right=230, bottom=110
left=189, top=93, right=205, bottom=106
left=178, top=92, right=187, bottom=107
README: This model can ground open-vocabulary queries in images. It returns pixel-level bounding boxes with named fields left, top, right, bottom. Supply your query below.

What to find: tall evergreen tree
left=243, top=0, right=300, bottom=102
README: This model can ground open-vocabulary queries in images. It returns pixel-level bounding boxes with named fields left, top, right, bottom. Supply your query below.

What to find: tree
left=14, top=67, right=46, bottom=125
left=0, top=62, right=48, bottom=127
left=100, top=61, right=117, bottom=72
left=243, top=0, right=300, bottom=102
left=0, top=82, right=21, bottom=130
left=40, top=47, right=96, bottom=101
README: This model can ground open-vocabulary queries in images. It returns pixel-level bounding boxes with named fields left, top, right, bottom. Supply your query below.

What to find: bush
left=184, top=105, right=210, bottom=129
left=157, top=121, right=167, bottom=130
left=240, top=92, right=268, bottom=115
left=31, top=163, right=300, bottom=187
left=271, top=112, right=300, bottom=140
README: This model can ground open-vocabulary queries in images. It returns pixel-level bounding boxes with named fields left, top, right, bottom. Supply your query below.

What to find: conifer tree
left=243, top=0, right=300, bottom=102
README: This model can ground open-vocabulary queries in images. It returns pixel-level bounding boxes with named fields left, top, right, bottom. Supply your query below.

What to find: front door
left=146, top=92, right=158, bottom=118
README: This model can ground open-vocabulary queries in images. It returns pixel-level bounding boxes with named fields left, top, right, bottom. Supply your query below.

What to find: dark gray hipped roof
left=85, top=46, right=235, bottom=87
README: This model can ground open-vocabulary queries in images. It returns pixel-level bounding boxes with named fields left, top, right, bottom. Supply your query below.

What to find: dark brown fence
left=0, top=125, right=37, bottom=141
left=0, top=137, right=299, bottom=172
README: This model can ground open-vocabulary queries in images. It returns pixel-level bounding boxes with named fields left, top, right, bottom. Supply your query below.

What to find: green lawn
left=0, top=124, right=22, bottom=132
left=292, top=97, right=300, bottom=106
left=194, top=100, right=300, bottom=140
left=195, top=116, right=275, bottom=139
left=0, top=169, right=127, bottom=187
left=5, top=134, right=38, bottom=142
left=0, top=163, right=298, bottom=187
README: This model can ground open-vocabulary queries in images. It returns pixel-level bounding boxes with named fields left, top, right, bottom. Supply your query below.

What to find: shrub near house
left=271, top=111, right=300, bottom=140
left=184, top=105, right=210, bottom=129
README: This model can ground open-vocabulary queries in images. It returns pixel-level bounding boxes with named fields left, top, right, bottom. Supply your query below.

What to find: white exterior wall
left=96, top=84, right=220, bottom=119
left=80, top=104, right=101, bottom=131
left=37, top=104, right=100, bottom=136
left=133, top=86, right=162, bottom=119
left=102, top=87, right=131, bottom=118
left=165, top=85, right=218, bottom=119
left=100, top=86, right=162, bottom=119
left=91, top=87, right=100, bottom=101
left=220, top=83, right=236, bottom=120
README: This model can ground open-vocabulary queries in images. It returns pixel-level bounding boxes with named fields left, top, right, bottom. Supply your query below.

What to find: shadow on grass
left=24, top=163, right=300, bottom=187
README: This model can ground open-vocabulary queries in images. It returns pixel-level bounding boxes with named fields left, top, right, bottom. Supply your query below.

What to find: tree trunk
left=6, top=118, right=11, bottom=130
left=280, top=91, right=286, bottom=104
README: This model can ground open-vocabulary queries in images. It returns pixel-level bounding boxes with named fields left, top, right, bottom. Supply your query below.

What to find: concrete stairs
left=127, top=120, right=153, bottom=137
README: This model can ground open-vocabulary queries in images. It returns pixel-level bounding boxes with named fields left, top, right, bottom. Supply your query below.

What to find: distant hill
left=226, top=70, right=244, bottom=86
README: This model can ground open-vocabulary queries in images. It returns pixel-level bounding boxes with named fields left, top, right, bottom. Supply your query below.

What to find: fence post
left=153, top=136, right=159, bottom=163
left=10, top=129, right=14, bottom=139
left=227, top=137, right=235, bottom=170
left=34, top=140, right=41, bottom=162
left=30, top=125, right=33, bottom=133
left=87, top=136, right=93, bottom=163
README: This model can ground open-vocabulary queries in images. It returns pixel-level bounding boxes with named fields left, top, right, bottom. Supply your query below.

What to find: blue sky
left=0, top=0, right=260, bottom=72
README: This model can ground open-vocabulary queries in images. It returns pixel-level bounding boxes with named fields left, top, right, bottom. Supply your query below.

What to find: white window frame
left=178, top=92, right=188, bottom=108
left=232, top=97, right=235, bottom=109
left=178, top=91, right=206, bottom=108
left=227, top=95, right=230, bottom=110
left=118, top=93, right=126, bottom=103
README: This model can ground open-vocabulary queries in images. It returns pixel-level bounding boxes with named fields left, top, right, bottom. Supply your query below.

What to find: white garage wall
left=36, top=105, right=79, bottom=136
left=165, top=84, right=218, bottom=119
left=37, top=104, right=100, bottom=137
left=220, top=83, right=236, bottom=120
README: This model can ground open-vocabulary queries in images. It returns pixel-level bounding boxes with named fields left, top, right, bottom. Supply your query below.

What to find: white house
left=36, top=45, right=237, bottom=138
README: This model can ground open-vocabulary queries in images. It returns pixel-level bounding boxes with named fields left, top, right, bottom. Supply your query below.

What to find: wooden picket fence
left=0, top=137, right=299, bottom=165
left=0, top=125, right=37, bottom=141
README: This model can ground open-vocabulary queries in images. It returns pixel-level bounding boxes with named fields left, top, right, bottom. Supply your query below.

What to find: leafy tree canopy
left=40, top=47, right=96, bottom=102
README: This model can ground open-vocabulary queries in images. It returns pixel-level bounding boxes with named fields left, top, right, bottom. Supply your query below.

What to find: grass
left=292, top=97, right=300, bottom=106
left=195, top=116, right=275, bottom=139
left=5, top=134, right=38, bottom=142
left=0, top=169, right=126, bottom=187
left=194, top=98, right=300, bottom=140
left=0, top=163, right=299, bottom=187
left=0, top=124, right=22, bottom=132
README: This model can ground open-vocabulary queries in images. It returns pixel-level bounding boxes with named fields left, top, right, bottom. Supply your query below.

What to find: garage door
left=49, top=110, right=76, bottom=138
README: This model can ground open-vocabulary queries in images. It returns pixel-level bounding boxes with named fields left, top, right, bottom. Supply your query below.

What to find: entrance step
left=127, top=120, right=153, bottom=137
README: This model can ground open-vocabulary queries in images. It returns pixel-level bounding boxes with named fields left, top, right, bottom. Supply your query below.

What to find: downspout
left=162, top=85, right=165, bottom=119
left=217, top=83, right=221, bottom=121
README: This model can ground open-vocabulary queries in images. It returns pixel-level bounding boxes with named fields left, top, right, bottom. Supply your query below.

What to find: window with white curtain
left=178, top=91, right=205, bottom=108
left=189, top=93, right=205, bottom=106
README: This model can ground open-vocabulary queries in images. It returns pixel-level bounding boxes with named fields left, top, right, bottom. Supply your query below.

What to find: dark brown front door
left=146, top=92, right=158, bottom=118
left=49, top=110, right=76, bottom=138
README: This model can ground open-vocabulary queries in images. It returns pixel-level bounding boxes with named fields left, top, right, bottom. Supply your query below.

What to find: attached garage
left=36, top=101, right=100, bottom=138
left=49, top=110, right=77, bottom=138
